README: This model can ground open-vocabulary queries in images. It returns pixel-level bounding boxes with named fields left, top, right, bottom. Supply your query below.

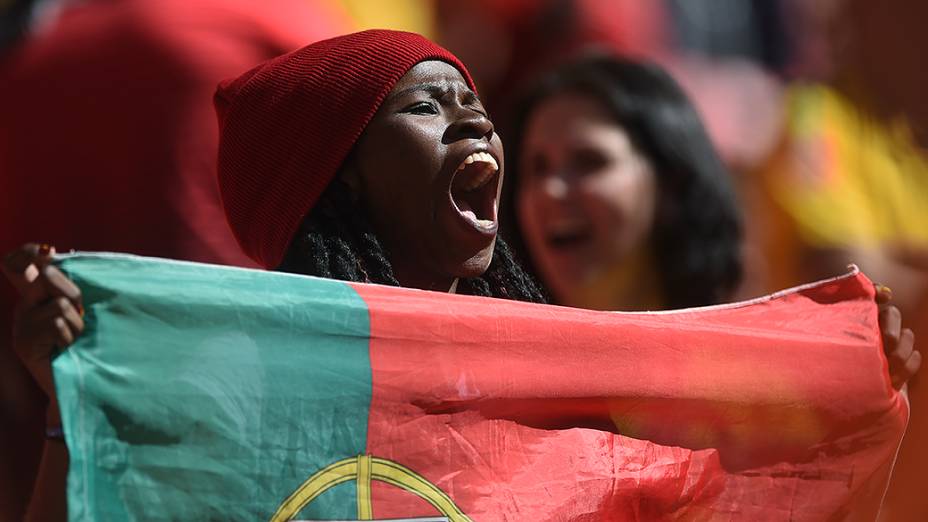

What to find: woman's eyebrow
left=389, top=81, right=474, bottom=101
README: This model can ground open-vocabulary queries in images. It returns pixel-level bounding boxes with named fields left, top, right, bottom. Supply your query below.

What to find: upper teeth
left=456, top=152, right=499, bottom=191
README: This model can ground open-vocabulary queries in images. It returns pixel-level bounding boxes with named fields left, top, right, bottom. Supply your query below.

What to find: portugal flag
left=53, top=254, right=908, bottom=521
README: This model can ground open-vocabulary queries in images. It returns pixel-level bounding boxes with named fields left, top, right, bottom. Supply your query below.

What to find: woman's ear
left=338, top=154, right=363, bottom=199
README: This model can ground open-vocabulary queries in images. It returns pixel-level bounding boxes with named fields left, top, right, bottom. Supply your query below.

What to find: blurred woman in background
left=508, top=55, right=742, bottom=311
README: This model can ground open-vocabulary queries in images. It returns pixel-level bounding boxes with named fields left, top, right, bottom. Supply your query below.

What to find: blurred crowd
left=1, top=0, right=926, bottom=519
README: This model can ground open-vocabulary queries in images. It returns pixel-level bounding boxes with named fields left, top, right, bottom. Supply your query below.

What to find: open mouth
left=546, top=221, right=593, bottom=250
left=449, top=151, right=500, bottom=232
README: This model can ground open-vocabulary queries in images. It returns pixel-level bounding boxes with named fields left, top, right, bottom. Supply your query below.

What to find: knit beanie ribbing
left=215, top=30, right=476, bottom=269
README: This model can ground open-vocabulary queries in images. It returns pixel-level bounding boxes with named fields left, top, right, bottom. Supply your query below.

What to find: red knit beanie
left=215, top=30, right=476, bottom=269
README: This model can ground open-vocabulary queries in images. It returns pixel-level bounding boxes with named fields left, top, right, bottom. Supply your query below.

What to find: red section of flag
left=354, top=270, right=907, bottom=521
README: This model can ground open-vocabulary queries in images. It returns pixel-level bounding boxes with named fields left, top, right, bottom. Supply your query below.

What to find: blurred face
left=349, top=61, right=504, bottom=291
left=517, top=92, right=657, bottom=305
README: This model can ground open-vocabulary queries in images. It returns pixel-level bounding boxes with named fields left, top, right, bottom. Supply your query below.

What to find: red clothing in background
left=0, top=0, right=350, bottom=262
left=0, top=1, right=351, bottom=518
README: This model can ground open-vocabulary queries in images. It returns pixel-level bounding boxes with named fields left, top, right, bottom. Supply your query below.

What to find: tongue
left=455, top=198, right=494, bottom=229
left=457, top=197, right=480, bottom=223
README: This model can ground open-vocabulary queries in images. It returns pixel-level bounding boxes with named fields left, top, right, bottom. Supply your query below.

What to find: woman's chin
left=451, top=242, right=496, bottom=280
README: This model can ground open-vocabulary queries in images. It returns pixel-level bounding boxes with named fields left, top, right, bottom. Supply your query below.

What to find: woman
left=2, top=31, right=919, bottom=520
left=509, top=55, right=742, bottom=311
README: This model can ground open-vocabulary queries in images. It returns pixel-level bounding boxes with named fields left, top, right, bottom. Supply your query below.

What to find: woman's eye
left=405, top=102, right=438, bottom=115
left=527, top=154, right=550, bottom=178
left=570, top=148, right=610, bottom=174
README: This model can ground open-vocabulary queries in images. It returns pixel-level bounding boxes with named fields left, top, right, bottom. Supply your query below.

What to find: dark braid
left=277, top=179, right=546, bottom=303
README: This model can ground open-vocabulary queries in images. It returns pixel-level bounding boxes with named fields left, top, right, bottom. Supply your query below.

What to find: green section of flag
left=53, top=254, right=372, bottom=521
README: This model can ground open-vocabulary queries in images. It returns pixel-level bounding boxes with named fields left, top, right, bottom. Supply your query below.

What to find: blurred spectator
left=0, top=0, right=351, bottom=518
left=749, top=0, right=928, bottom=519
left=507, top=55, right=742, bottom=311
left=757, top=85, right=928, bottom=305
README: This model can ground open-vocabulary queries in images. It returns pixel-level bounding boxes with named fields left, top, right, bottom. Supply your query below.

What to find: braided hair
left=277, top=179, right=547, bottom=303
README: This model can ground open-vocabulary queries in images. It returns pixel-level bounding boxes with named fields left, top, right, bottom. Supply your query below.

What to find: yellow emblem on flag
left=271, top=455, right=472, bottom=522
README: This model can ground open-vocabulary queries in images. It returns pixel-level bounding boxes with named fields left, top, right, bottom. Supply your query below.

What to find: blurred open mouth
left=545, top=220, right=593, bottom=250
left=449, top=151, right=500, bottom=234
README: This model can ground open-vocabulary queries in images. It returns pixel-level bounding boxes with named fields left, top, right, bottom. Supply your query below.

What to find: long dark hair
left=277, top=179, right=547, bottom=303
left=506, top=55, right=743, bottom=308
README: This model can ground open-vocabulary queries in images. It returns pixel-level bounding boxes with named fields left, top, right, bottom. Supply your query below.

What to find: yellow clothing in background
left=766, top=84, right=928, bottom=249
left=337, top=0, right=434, bottom=38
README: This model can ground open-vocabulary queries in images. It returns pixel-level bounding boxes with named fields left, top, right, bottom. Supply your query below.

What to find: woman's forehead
left=390, top=60, right=472, bottom=97
left=528, top=92, right=616, bottom=136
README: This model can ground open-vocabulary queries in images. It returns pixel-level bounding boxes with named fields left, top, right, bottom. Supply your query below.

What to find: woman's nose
left=445, top=109, right=494, bottom=143
left=542, top=175, right=569, bottom=200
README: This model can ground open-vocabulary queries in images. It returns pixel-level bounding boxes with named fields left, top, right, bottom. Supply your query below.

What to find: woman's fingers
left=887, top=327, right=920, bottom=390
left=887, top=327, right=915, bottom=366
left=2, top=243, right=54, bottom=294
left=875, top=284, right=893, bottom=305
left=3, top=243, right=81, bottom=313
left=15, top=297, right=84, bottom=357
left=4, top=243, right=85, bottom=421
left=879, top=304, right=902, bottom=349
left=904, top=349, right=922, bottom=381
left=887, top=328, right=922, bottom=390
left=878, top=305, right=921, bottom=390
left=13, top=296, right=84, bottom=396
left=36, top=264, right=82, bottom=311
left=23, top=257, right=80, bottom=312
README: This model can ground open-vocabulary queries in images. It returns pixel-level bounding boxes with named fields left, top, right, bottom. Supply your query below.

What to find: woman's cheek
left=518, top=197, right=563, bottom=294
left=577, top=174, right=619, bottom=221
left=517, top=187, right=545, bottom=251
left=589, top=167, right=656, bottom=257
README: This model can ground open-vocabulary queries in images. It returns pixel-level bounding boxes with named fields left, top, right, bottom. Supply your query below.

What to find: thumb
left=2, top=243, right=56, bottom=302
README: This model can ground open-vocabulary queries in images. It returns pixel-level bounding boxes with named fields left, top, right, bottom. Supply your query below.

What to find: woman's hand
left=876, top=285, right=920, bottom=390
left=2, top=244, right=84, bottom=426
